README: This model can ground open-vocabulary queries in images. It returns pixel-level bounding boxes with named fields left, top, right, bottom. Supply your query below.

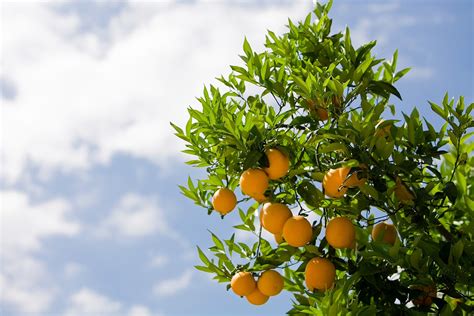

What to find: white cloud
left=65, top=287, right=122, bottom=316
left=150, top=255, right=169, bottom=268
left=0, top=257, right=55, bottom=314
left=128, top=305, right=153, bottom=316
left=407, top=66, right=435, bottom=80
left=1, top=1, right=310, bottom=184
left=0, top=190, right=80, bottom=257
left=0, top=190, right=81, bottom=313
left=96, top=193, right=171, bottom=238
left=367, top=2, right=400, bottom=14
left=153, top=269, right=193, bottom=297
left=64, top=262, right=84, bottom=280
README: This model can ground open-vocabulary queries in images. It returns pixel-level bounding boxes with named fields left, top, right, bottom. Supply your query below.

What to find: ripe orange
left=264, top=148, right=290, bottom=180
left=323, top=168, right=348, bottom=198
left=240, top=168, right=269, bottom=198
left=253, top=192, right=268, bottom=203
left=305, top=257, right=336, bottom=291
left=323, top=166, right=366, bottom=198
left=325, top=217, right=356, bottom=249
left=342, top=165, right=367, bottom=188
left=231, top=272, right=256, bottom=296
left=212, top=188, right=237, bottom=215
left=261, top=203, right=292, bottom=234
left=274, top=233, right=284, bottom=244
left=371, top=222, right=397, bottom=245
left=394, top=177, right=414, bottom=204
left=282, top=216, right=313, bottom=247
left=246, top=288, right=269, bottom=305
left=257, top=270, right=284, bottom=296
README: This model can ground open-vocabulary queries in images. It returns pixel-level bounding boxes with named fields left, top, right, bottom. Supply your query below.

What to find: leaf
left=242, top=150, right=263, bottom=170
left=297, top=180, right=323, bottom=207
left=210, top=231, right=225, bottom=252
left=197, top=246, right=210, bottom=266
left=353, top=57, right=373, bottom=82
left=444, top=181, right=458, bottom=204
left=367, top=80, right=402, bottom=100
left=243, top=37, right=252, bottom=57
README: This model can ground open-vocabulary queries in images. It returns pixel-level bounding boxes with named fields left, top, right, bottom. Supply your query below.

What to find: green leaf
left=243, top=37, right=252, bottom=57
left=297, top=180, right=323, bottom=207
left=353, top=57, right=373, bottom=82
left=242, top=150, right=263, bottom=170
left=197, top=246, right=210, bottom=265
left=367, top=80, right=402, bottom=100
left=444, top=181, right=458, bottom=204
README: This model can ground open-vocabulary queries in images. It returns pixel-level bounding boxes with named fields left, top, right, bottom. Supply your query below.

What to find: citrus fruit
left=274, top=233, right=284, bottom=244
left=305, top=257, right=336, bottom=291
left=322, top=168, right=348, bottom=198
left=261, top=202, right=292, bottom=234
left=394, top=177, right=414, bottom=204
left=254, top=192, right=268, bottom=203
left=211, top=188, right=237, bottom=215
left=282, top=216, right=313, bottom=247
left=246, top=288, right=269, bottom=305
left=412, top=284, right=436, bottom=306
left=231, top=271, right=256, bottom=296
left=305, top=99, right=329, bottom=121
left=342, top=165, right=367, bottom=188
left=257, top=270, right=284, bottom=296
left=240, top=168, right=269, bottom=198
left=325, top=217, right=356, bottom=249
left=263, top=148, right=290, bottom=180
left=371, top=222, right=397, bottom=245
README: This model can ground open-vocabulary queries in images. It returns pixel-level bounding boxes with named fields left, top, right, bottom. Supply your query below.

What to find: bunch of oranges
left=211, top=148, right=400, bottom=305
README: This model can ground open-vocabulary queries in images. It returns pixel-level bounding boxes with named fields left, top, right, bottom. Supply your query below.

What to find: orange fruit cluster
left=211, top=148, right=290, bottom=216
left=221, top=156, right=400, bottom=306
left=230, top=269, right=284, bottom=305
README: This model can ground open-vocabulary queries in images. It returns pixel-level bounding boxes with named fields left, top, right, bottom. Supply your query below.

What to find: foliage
left=171, top=1, right=474, bottom=314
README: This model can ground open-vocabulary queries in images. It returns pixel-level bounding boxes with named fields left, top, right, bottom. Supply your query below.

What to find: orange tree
left=171, top=1, right=474, bottom=314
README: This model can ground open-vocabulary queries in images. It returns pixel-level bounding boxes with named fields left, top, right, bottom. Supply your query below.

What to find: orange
left=322, top=168, right=348, bottom=198
left=264, top=148, right=290, bottom=180
left=394, top=177, right=414, bottom=204
left=240, top=168, right=269, bottom=198
left=261, top=203, right=292, bottom=234
left=412, top=284, right=436, bottom=307
left=257, top=270, right=284, bottom=296
left=282, top=216, right=313, bottom=247
left=342, top=165, right=367, bottom=188
left=325, top=217, right=356, bottom=249
left=305, top=257, right=336, bottom=291
left=323, top=166, right=366, bottom=198
left=305, top=99, right=329, bottom=121
left=246, top=288, right=269, bottom=305
left=274, top=233, right=284, bottom=244
left=231, top=272, right=256, bottom=296
left=371, top=222, right=397, bottom=245
left=212, top=188, right=237, bottom=215
left=254, top=192, right=268, bottom=203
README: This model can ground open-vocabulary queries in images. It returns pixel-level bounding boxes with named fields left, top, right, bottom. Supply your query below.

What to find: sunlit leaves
left=173, top=0, right=474, bottom=314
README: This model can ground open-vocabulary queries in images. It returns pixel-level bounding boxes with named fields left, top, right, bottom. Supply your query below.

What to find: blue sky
left=0, top=1, right=472, bottom=315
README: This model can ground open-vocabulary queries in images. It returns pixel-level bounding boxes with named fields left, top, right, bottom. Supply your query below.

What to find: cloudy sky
left=1, top=0, right=472, bottom=315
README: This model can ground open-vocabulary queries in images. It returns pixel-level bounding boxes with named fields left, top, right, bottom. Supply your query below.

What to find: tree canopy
left=171, top=1, right=474, bottom=314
